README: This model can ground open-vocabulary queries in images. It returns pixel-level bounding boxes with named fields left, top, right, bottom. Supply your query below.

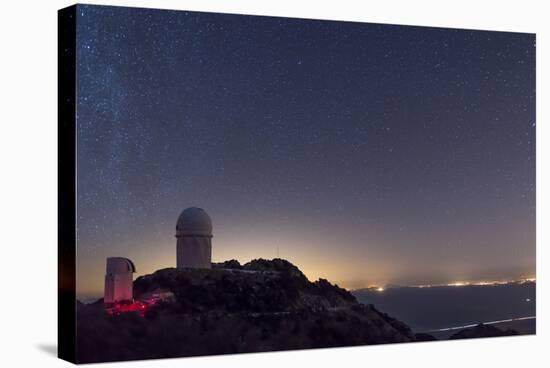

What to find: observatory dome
left=106, top=257, right=136, bottom=274
left=176, top=207, right=213, bottom=237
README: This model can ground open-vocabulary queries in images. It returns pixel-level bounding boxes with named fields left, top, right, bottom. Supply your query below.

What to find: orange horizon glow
left=76, top=245, right=536, bottom=298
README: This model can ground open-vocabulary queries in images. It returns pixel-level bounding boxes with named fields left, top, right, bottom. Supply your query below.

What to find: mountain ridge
left=76, top=258, right=414, bottom=363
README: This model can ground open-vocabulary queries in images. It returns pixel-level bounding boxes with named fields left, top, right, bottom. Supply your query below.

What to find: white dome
left=176, top=207, right=213, bottom=237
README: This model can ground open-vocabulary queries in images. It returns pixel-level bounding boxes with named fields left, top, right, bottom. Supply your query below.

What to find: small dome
left=176, top=207, right=213, bottom=237
left=106, top=257, right=136, bottom=274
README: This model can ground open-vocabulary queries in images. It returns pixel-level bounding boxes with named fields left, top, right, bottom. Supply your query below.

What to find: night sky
left=76, top=5, right=535, bottom=298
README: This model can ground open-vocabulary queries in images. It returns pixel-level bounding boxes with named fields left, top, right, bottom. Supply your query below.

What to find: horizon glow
left=75, top=5, right=535, bottom=299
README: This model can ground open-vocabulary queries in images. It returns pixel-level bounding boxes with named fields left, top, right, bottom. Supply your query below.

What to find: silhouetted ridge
left=449, top=323, right=519, bottom=339
left=77, top=259, right=414, bottom=363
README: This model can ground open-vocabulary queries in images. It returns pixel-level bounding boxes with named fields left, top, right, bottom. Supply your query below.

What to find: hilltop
left=76, top=259, right=413, bottom=363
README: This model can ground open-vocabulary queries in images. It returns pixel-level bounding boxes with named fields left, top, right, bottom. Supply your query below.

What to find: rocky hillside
left=76, top=259, right=414, bottom=363
left=133, top=258, right=359, bottom=314
left=449, top=323, right=519, bottom=340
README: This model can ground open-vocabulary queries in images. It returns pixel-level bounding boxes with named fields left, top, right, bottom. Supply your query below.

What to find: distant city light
left=353, top=277, right=536, bottom=291
left=448, top=282, right=469, bottom=287
left=410, top=278, right=537, bottom=289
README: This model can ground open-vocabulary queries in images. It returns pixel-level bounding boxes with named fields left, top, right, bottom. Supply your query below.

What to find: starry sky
left=75, top=4, right=535, bottom=298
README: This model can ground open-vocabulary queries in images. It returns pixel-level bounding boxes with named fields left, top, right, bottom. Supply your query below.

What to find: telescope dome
left=176, top=207, right=213, bottom=237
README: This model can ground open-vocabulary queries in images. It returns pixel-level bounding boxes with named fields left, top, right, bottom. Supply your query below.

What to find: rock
left=414, top=332, right=437, bottom=341
left=449, top=323, right=519, bottom=340
left=212, top=259, right=242, bottom=269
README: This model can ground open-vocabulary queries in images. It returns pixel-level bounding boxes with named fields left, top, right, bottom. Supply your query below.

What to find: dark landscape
left=77, top=259, right=413, bottom=363
left=76, top=259, right=529, bottom=363
left=353, top=282, right=535, bottom=337
left=71, top=4, right=536, bottom=363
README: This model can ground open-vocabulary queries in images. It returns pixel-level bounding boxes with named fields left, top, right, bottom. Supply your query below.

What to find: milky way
left=75, top=5, right=535, bottom=296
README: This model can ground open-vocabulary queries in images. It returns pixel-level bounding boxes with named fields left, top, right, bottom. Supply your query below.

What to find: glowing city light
left=448, top=282, right=469, bottom=287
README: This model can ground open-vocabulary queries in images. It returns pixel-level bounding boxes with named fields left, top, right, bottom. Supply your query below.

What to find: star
left=74, top=4, right=535, bottom=296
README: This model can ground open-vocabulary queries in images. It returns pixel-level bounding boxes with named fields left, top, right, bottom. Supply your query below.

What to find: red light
left=105, top=298, right=157, bottom=316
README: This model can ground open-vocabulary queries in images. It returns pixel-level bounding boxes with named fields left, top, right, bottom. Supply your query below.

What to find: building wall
left=177, top=235, right=212, bottom=269
left=104, top=273, right=133, bottom=304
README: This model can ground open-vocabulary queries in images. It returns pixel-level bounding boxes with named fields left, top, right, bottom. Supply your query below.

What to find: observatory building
left=104, top=257, right=136, bottom=304
left=176, top=207, right=213, bottom=269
